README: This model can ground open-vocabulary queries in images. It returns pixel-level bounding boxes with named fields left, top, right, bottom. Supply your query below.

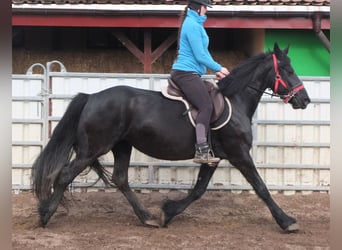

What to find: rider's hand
left=216, top=67, right=230, bottom=80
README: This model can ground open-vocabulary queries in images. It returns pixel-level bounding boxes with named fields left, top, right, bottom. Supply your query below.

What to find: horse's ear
left=283, top=44, right=290, bottom=55
left=274, top=43, right=281, bottom=55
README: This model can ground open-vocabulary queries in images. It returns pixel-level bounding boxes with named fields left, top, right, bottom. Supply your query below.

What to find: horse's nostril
left=304, top=98, right=311, bottom=106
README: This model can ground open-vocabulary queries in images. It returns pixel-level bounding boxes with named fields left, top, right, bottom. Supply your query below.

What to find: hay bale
left=12, top=48, right=246, bottom=74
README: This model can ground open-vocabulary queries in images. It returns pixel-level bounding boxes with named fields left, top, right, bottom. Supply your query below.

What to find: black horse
left=33, top=43, right=310, bottom=232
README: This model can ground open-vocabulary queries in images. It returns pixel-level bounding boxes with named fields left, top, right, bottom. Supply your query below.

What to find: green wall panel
left=265, top=30, right=330, bottom=76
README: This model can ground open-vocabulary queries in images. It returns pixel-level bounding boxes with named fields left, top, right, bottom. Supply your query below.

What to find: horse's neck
left=234, top=67, right=270, bottom=119
left=238, top=80, right=266, bottom=119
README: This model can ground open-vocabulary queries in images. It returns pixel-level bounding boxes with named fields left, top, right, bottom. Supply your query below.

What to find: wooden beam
left=151, top=31, right=177, bottom=64
left=112, top=29, right=177, bottom=73
left=112, top=30, right=144, bottom=64
left=12, top=15, right=330, bottom=29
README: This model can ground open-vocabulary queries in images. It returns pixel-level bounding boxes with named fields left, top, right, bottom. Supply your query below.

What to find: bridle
left=271, top=53, right=304, bottom=103
left=248, top=53, right=305, bottom=103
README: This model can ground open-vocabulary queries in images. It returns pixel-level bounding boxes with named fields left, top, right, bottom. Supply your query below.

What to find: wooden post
left=144, top=29, right=152, bottom=73
left=113, top=29, right=177, bottom=73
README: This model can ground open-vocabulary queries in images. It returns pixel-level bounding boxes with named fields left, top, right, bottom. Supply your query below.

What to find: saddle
left=161, top=78, right=232, bottom=130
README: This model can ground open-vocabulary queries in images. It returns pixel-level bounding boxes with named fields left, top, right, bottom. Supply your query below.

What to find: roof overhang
left=12, top=4, right=330, bottom=29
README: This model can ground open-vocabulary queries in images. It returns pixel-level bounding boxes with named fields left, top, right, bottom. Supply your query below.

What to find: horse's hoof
left=144, top=219, right=160, bottom=228
left=285, top=223, right=299, bottom=233
left=39, top=220, right=46, bottom=228
left=159, top=210, right=168, bottom=228
left=39, top=213, right=50, bottom=227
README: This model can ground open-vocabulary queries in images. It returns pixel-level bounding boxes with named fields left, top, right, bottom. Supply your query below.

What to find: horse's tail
left=32, top=93, right=89, bottom=201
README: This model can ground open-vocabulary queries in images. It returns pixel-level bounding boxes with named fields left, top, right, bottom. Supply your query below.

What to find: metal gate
left=12, top=61, right=330, bottom=194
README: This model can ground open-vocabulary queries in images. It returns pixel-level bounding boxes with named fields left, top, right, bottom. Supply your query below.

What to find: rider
left=170, top=0, right=230, bottom=165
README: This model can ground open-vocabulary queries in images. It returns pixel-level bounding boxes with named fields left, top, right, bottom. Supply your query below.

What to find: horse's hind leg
left=160, top=164, right=217, bottom=227
left=39, top=158, right=91, bottom=226
left=231, top=154, right=298, bottom=232
left=112, top=141, right=159, bottom=227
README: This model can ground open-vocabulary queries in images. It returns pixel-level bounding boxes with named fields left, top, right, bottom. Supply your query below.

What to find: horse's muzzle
left=291, top=95, right=311, bottom=109
left=288, top=87, right=311, bottom=109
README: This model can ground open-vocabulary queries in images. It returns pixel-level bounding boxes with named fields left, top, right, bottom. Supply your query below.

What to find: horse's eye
left=284, top=68, right=294, bottom=75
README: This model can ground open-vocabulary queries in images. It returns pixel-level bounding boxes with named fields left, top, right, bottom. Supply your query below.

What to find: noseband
left=272, top=54, right=304, bottom=103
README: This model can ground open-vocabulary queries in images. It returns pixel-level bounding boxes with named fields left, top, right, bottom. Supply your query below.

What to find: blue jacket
left=172, top=9, right=221, bottom=76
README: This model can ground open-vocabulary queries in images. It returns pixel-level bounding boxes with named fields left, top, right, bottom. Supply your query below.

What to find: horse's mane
left=217, top=51, right=272, bottom=97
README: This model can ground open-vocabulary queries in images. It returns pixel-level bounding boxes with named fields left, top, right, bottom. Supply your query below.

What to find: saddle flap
left=167, top=78, right=184, bottom=97
left=204, top=80, right=225, bottom=122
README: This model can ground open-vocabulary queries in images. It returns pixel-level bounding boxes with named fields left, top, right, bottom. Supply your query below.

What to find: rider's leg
left=170, top=70, right=220, bottom=165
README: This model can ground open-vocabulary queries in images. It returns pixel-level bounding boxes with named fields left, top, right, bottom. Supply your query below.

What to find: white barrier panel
left=12, top=62, right=330, bottom=193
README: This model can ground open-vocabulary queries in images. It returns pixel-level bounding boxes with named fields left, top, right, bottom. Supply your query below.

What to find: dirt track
left=12, top=190, right=329, bottom=250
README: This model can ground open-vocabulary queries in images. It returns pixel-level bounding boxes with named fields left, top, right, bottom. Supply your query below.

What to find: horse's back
left=77, top=85, right=196, bottom=160
left=94, top=85, right=158, bottom=101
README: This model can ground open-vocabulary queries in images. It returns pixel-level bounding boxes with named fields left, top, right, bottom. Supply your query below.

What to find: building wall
left=14, top=27, right=330, bottom=76
left=265, top=29, right=330, bottom=76
left=12, top=27, right=251, bottom=74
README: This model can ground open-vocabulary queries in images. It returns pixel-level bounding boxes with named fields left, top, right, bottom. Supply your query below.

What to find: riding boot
left=193, top=142, right=220, bottom=166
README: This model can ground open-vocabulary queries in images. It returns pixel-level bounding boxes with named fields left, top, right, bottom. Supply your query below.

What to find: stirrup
left=193, top=142, right=220, bottom=166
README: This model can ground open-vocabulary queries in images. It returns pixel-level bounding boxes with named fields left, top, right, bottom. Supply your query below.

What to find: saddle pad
left=161, top=87, right=232, bottom=130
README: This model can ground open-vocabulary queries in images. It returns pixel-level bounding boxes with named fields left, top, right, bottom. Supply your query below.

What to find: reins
left=247, top=85, right=278, bottom=98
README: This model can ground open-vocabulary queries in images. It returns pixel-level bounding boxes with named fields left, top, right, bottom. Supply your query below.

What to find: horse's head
left=269, top=43, right=311, bottom=109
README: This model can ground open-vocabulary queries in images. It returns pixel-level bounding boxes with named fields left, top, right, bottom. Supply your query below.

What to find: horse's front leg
left=112, top=142, right=159, bottom=227
left=230, top=153, right=299, bottom=232
left=160, top=163, right=217, bottom=227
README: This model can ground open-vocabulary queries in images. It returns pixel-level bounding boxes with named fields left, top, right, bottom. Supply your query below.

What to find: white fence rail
left=12, top=61, right=330, bottom=194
